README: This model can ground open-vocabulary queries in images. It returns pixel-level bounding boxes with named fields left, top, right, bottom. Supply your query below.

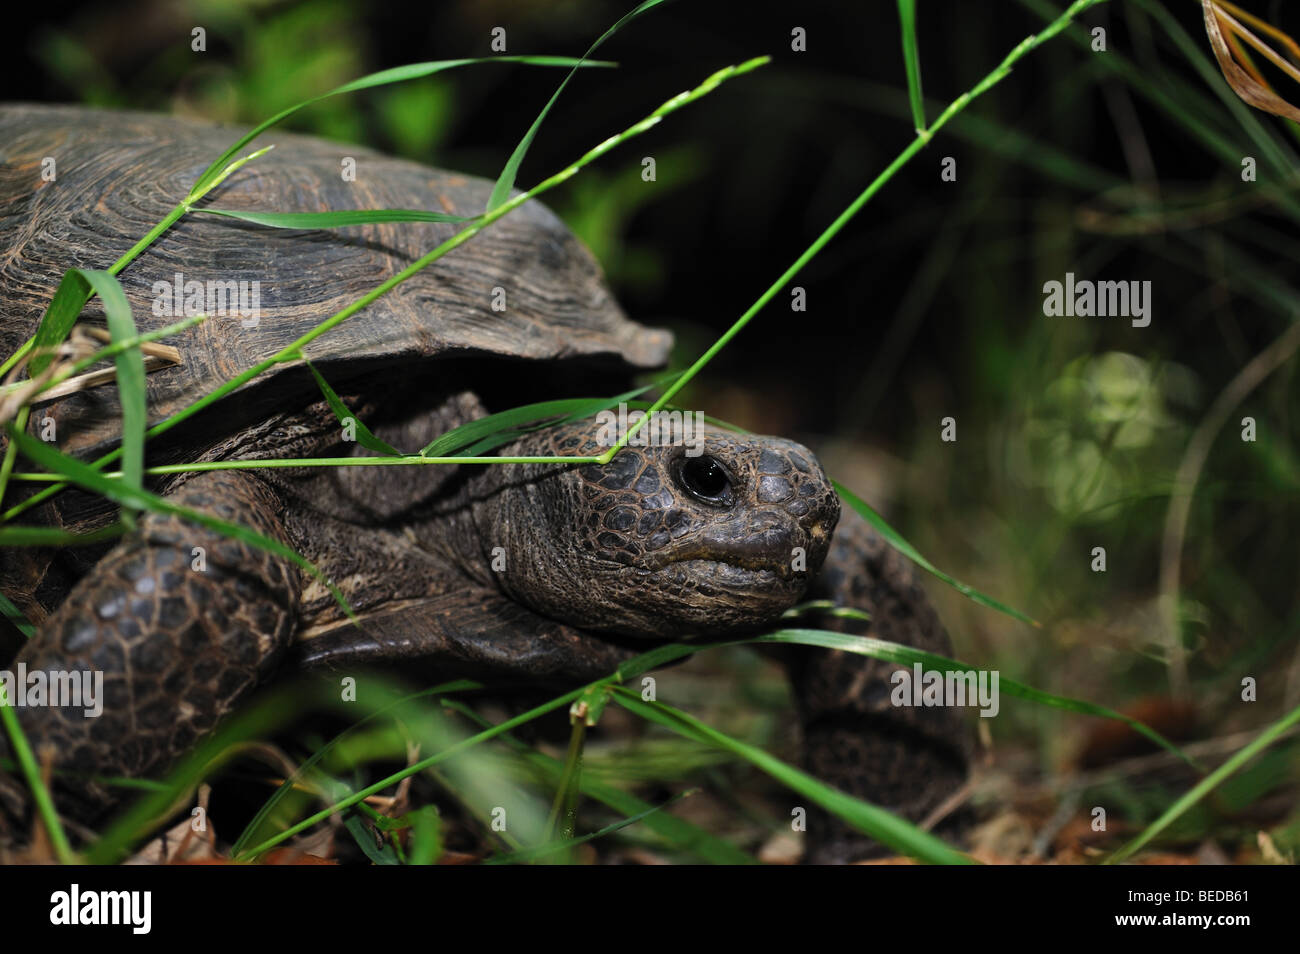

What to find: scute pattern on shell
left=0, top=104, right=671, bottom=460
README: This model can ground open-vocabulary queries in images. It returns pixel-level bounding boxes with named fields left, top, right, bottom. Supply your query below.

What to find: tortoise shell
left=0, top=104, right=671, bottom=461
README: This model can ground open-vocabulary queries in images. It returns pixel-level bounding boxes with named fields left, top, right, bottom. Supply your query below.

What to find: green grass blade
left=0, top=591, right=35, bottom=639
left=93, top=620, right=1192, bottom=865
left=22, top=240, right=208, bottom=385
left=1106, top=701, right=1300, bottom=864
left=543, top=718, right=587, bottom=845
left=485, top=790, right=695, bottom=864
left=613, top=641, right=718, bottom=681
left=76, top=270, right=145, bottom=505
left=303, top=358, right=402, bottom=456
left=0, top=522, right=126, bottom=547
left=10, top=269, right=144, bottom=519
left=760, top=629, right=1198, bottom=768
left=7, top=429, right=355, bottom=621
left=486, top=0, right=668, bottom=213
left=194, top=208, right=478, bottom=229
left=0, top=684, right=76, bottom=863
left=418, top=377, right=673, bottom=457
left=897, top=0, right=926, bottom=132
left=28, top=270, right=95, bottom=376
left=405, top=805, right=442, bottom=865
left=193, top=146, right=276, bottom=202
left=190, top=56, right=613, bottom=197
left=565, top=774, right=750, bottom=863
left=610, top=687, right=975, bottom=864
left=834, top=479, right=1040, bottom=626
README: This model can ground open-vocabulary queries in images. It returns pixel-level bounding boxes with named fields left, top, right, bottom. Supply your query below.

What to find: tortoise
left=0, top=104, right=969, bottom=863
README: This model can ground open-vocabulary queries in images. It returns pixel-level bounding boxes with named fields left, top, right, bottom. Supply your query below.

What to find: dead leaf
left=1203, top=1, right=1300, bottom=121
left=126, top=784, right=221, bottom=864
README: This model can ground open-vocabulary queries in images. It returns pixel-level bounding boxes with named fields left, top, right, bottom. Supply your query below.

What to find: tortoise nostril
left=748, top=510, right=785, bottom=533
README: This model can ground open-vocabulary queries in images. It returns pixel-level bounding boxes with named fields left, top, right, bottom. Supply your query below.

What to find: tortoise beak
left=659, top=508, right=821, bottom=581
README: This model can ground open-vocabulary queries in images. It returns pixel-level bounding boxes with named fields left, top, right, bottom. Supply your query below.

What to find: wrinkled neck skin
left=431, top=419, right=841, bottom=642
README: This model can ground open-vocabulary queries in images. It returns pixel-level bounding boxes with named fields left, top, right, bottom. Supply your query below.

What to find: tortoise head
left=467, top=419, right=841, bottom=640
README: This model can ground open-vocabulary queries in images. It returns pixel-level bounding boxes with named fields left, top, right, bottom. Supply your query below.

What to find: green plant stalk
left=487, top=0, right=668, bottom=212
left=544, top=717, right=588, bottom=846
left=0, top=407, right=30, bottom=510
left=898, top=0, right=926, bottom=132
left=2, top=57, right=768, bottom=525
left=8, top=457, right=597, bottom=480
left=1106, top=701, right=1300, bottom=864
left=0, top=685, right=75, bottom=864
left=6, top=380, right=674, bottom=481
left=191, top=207, right=476, bottom=229
left=114, top=148, right=276, bottom=280
left=0, top=340, right=33, bottom=381
left=0, top=522, right=126, bottom=548
left=599, top=0, right=1111, bottom=463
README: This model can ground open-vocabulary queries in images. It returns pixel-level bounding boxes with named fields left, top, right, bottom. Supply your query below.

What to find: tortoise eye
left=676, top=455, right=733, bottom=505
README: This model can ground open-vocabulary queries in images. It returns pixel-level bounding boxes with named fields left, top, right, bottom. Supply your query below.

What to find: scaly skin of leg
left=785, top=511, right=973, bottom=863
left=0, top=471, right=299, bottom=827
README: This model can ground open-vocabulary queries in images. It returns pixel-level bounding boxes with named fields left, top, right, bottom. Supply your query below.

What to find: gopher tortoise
left=0, top=104, right=968, bottom=862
